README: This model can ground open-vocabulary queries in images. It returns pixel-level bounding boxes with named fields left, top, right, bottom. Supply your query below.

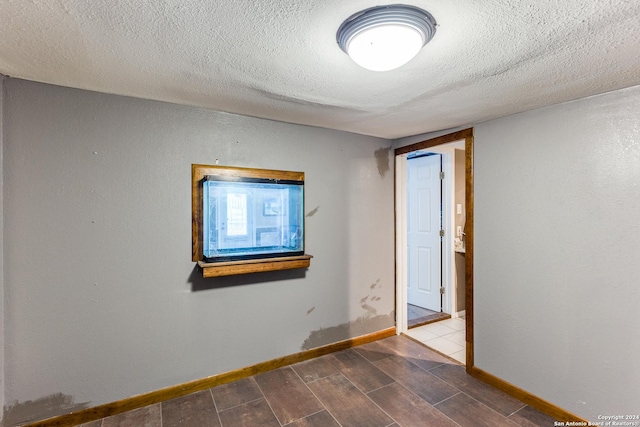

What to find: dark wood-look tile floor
left=407, top=304, right=450, bottom=328
left=80, top=335, right=556, bottom=427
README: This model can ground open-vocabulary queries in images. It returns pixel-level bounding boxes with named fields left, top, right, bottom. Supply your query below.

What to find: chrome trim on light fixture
left=337, top=4, right=437, bottom=56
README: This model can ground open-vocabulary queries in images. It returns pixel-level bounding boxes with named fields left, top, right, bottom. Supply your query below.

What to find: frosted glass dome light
left=337, top=5, right=437, bottom=72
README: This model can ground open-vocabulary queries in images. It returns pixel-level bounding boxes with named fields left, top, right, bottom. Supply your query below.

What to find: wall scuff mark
left=3, top=393, right=90, bottom=426
left=301, top=312, right=394, bottom=350
left=306, top=206, right=320, bottom=217
left=306, top=306, right=315, bottom=315
left=374, top=147, right=391, bottom=178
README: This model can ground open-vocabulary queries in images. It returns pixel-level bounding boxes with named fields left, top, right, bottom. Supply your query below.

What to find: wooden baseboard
left=468, top=366, right=587, bottom=423
left=25, top=327, right=396, bottom=427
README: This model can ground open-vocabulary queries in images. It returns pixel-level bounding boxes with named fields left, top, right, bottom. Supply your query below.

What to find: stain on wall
left=358, top=278, right=386, bottom=317
left=2, top=79, right=395, bottom=422
left=374, top=147, right=391, bottom=178
left=3, top=393, right=90, bottom=427
left=304, top=275, right=391, bottom=352
left=305, top=206, right=320, bottom=217
left=301, top=312, right=394, bottom=350
left=361, top=303, right=377, bottom=315
left=306, top=306, right=315, bottom=315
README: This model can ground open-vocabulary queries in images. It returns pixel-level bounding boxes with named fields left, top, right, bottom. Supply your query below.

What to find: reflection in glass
left=202, top=176, right=304, bottom=262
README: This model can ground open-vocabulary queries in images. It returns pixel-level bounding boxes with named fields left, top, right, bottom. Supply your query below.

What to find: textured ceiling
left=1, top=0, right=639, bottom=139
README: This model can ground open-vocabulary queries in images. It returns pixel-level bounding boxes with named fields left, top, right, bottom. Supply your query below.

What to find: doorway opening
left=406, top=151, right=451, bottom=329
left=395, top=128, right=474, bottom=370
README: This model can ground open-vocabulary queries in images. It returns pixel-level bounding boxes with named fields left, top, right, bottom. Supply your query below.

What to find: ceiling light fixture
left=337, top=4, right=437, bottom=72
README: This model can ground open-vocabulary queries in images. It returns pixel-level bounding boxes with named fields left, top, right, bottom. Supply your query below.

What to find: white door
left=407, top=154, right=442, bottom=311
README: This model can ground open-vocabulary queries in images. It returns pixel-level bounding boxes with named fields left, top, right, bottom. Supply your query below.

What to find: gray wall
left=473, top=85, right=640, bottom=420
left=2, top=79, right=394, bottom=425
left=0, top=75, right=5, bottom=416
left=396, top=84, right=640, bottom=421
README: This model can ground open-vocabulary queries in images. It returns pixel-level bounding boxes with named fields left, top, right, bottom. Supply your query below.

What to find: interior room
left=1, top=1, right=639, bottom=426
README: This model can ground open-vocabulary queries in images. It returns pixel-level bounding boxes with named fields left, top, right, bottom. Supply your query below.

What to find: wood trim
left=464, top=132, right=475, bottom=371
left=199, top=254, right=312, bottom=268
left=198, top=255, right=312, bottom=277
left=394, top=128, right=473, bottom=156
left=192, top=164, right=305, bottom=182
left=468, top=366, right=588, bottom=423
left=192, top=164, right=204, bottom=262
left=25, top=327, right=396, bottom=427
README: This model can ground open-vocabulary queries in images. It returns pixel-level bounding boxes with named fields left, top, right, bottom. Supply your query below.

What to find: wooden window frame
left=191, top=164, right=311, bottom=277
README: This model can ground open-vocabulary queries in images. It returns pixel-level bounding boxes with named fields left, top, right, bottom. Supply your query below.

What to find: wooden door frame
left=394, top=128, right=474, bottom=371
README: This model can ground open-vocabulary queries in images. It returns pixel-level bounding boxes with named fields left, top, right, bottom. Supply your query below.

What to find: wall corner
left=0, top=73, right=6, bottom=419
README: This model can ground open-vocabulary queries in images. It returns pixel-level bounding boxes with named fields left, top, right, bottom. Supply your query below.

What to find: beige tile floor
left=405, top=316, right=466, bottom=364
